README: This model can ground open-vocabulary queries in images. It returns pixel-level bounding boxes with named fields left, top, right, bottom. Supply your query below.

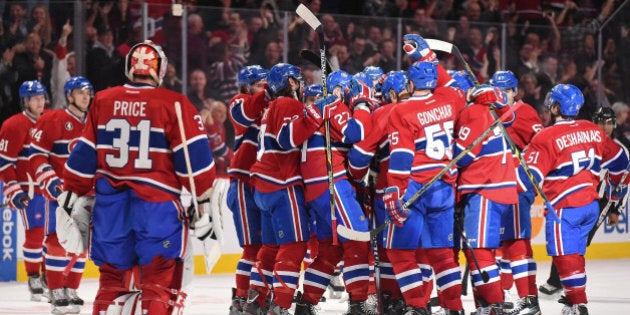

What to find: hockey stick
left=426, top=38, right=562, bottom=224
left=455, top=219, right=490, bottom=283
left=175, top=101, right=200, bottom=222
left=63, top=255, right=80, bottom=277
left=425, top=39, right=480, bottom=85
left=337, top=101, right=524, bottom=242
left=299, top=49, right=333, bottom=74
left=296, top=3, right=339, bottom=245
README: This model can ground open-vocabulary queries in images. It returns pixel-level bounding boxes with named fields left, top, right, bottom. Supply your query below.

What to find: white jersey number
left=571, top=148, right=596, bottom=175
left=105, top=119, right=153, bottom=169
left=424, top=121, right=454, bottom=160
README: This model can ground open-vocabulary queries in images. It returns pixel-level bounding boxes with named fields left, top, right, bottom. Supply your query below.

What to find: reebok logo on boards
left=2, top=208, right=14, bottom=261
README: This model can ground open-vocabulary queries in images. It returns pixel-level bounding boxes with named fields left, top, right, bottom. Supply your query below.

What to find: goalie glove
left=191, top=199, right=217, bottom=241
left=55, top=191, right=89, bottom=254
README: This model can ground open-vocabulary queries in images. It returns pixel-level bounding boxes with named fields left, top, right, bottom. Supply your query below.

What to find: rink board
left=6, top=195, right=630, bottom=281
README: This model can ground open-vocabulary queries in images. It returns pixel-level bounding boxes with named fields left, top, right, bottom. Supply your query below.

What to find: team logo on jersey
left=65, top=122, right=73, bottom=131
left=68, top=138, right=80, bottom=153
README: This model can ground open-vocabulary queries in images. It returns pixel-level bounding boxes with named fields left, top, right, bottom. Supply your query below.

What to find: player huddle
left=225, top=33, right=628, bottom=315
left=0, top=34, right=626, bottom=315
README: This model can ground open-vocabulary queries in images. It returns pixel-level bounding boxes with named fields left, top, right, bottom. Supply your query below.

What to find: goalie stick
left=427, top=38, right=561, bottom=224
left=337, top=100, right=524, bottom=242
left=296, top=3, right=339, bottom=245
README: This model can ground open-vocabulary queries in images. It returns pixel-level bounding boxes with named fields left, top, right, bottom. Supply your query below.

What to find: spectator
left=12, top=32, right=53, bottom=100
left=207, top=40, right=247, bottom=105
left=162, top=63, right=182, bottom=92
left=0, top=45, right=18, bottom=123
left=51, top=20, right=74, bottom=109
left=329, top=42, right=352, bottom=73
left=612, top=102, right=630, bottom=144
left=458, top=27, right=489, bottom=82
left=389, top=0, right=414, bottom=18
left=187, top=68, right=212, bottom=112
left=319, top=14, right=344, bottom=48
left=574, top=33, right=597, bottom=74
left=3, top=2, right=28, bottom=46
left=365, top=26, right=381, bottom=55
left=255, top=41, right=281, bottom=70
left=186, top=13, right=208, bottom=74
left=520, top=72, right=543, bottom=109
left=556, top=0, right=615, bottom=56
left=345, top=35, right=372, bottom=74
left=406, top=8, right=439, bottom=39
left=203, top=100, right=233, bottom=176
left=250, top=5, right=278, bottom=66
left=86, top=26, right=124, bottom=92
left=27, top=4, right=53, bottom=49
left=536, top=54, right=559, bottom=98
left=377, top=38, right=396, bottom=72
left=619, top=23, right=630, bottom=103
left=510, top=43, right=540, bottom=79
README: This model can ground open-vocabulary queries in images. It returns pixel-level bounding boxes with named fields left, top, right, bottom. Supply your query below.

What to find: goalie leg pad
left=93, top=263, right=135, bottom=314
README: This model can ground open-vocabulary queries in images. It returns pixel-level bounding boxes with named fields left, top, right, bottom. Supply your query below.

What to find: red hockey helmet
left=125, top=40, right=168, bottom=86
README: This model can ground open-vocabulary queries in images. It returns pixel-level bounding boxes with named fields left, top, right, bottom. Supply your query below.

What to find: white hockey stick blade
left=336, top=224, right=372, bottom=242
left=26, top=173, right=35, bottom=199
left=296, top=4, right=321, bottom=32
left=425, top=39, right=454, bottom=54
left=203, top=239, right=222, bottom=274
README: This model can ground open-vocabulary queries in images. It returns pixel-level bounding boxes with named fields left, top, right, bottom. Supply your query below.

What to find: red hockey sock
left=250, top=244, right=279, bottom=306
left=427, top=248, right=463, bottom=311
left=44, top=233, right=67, bottom=290
left=302, top=238, right=342, bottom=304
left=342, top=240, right=370, bottom=301
left=465, top=248, right=503, bottom=305
left=387, top=248, right=426, bottom=308
left=235, top=244, right=261, bottom=298
left=377, top=246, right=401, bottom=300
left=272, top=242, right=307, bottom=309
left=553, top=254, right=587, bottom=305
left=23, top=227, right=44, bottom=275
left=503, top=239, right=536, bottom=297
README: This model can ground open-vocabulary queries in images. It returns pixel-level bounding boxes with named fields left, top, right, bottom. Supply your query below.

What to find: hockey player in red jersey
left=29, top=76, right=93, bottom=314
left=383, top=61, right=466, bottom=315
left=490, top=70, right=543, bottom=315
left=295, top=70, right=376, bottom=315
left=0, top=81, right=46, bottom=301
left=347, top=70, right=411, bottom=314
left=225, top=65, right=269, bottom=314
left=454, top=84, right=518, bottom=314
left=247, top=63, right=330, bottom=315
left=57, top=40, right=216, bottom=315
left=524, top=84, right=629, bottom=315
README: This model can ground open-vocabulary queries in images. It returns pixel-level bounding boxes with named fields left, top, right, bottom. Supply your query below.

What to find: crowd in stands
left=1, top=0, right=629, bottom=145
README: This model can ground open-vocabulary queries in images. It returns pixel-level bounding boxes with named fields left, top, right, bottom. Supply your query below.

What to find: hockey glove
left=314, top=95, right=339, bottom=120
left=383, top=186, right=409, bottom=227
left=346, top=78, right=375, bottom=113
left=192, top=200, right=217, bottom=241
left=469, top=84, right=499, bottom=106
left=3, top=181, right=29, bottom=210
left=55, top=191, right=86, bottom=254
left=304, top=103, right=325, bottom=128
left=403, top=34, right=437, bottom=63
left=37, top=167, right=62, bottom=200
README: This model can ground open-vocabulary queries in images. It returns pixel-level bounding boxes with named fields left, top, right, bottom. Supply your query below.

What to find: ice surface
left=1, top=259, right=629, bottom=314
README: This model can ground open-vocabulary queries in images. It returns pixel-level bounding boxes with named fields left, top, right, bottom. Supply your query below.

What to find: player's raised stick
left=296, top=3, right=339, bottom=245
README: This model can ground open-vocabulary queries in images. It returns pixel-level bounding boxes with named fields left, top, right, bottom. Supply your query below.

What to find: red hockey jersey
left=64, top=84, right=216, bottom=202
left=387, top=87, right=466, bottom=194
left=250, top=96, right=320, bottom=193
left=525, top=120, right=629, bottom=209
left=30, top=109, right=85, bottom=187
left=0, top=112, right=38, bottom=189
left=454, top=104, right=518, bottom=205
left=227, top=91, right=267, bottom=184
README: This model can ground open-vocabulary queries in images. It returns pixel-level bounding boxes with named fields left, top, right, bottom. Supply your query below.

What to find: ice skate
left=294, top=298, right=319, bottom=315
left=49, top=288, right=69, bottom=315
left=267, top=302, right=290, bottom=315
left=402, top=305, right=431, bottom=315
left=327, top=271, right=345, bottom=299
left=474, top=304, right=506, bottom=315
left=27, top=274, right=44, bottom=302
left=502, top=289, right=517, bottom=309
left=505, top=295, right=540, bottom=315
left=342, top=300, right=379, bottom=315
left=230, top=287, right=246, bottom=315
left=65, top=288, right=83, bottom=314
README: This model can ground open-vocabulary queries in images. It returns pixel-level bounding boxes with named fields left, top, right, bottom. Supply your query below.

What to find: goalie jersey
left=63, top=83, right=216, bottom=201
